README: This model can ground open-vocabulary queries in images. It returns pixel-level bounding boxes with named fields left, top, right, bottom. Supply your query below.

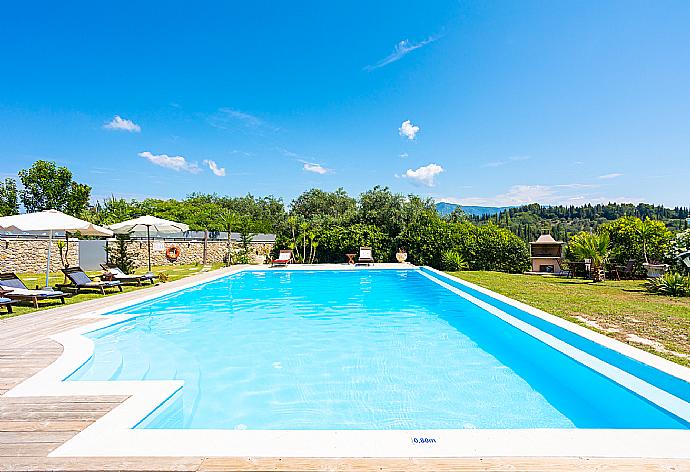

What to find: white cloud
left=437, top=183, right=644, bottom=207
left=203, top=159, right=226, bottom=177
left=399, top=120, right=420, bottom=140
left=303, top=162, right=329, bottom=174
left=482, top=155, right=530, bottom=168
left=365, top=35, right=441, bottom=71
left=403, top=163, right=444, bottom=187
left=208, top=108, right=267, bottom=130
left=279, top=148, right=301, bottom=158
left=399, top=152, right=409, bottom=158
left=138, top=151, right=201, bottom=174
left=103, top=115, right=141, bottom=132
left=598, top=173, right=624, bottom=180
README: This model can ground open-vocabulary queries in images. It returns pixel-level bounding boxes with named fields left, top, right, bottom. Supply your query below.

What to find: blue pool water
left=68, top=269, right=690, bottom=430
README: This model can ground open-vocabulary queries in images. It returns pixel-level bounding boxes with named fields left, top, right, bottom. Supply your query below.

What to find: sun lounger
left=0, top=272, right=67, bottom=308
left=357, top=247, right=374, bottom=266
left=58, top=267, right=123, bottom=294
left=271, top=250, right=293, bottom=267
left=0, top=289, right=16, bottom=313
left=100, top=264, right=156, bottom=285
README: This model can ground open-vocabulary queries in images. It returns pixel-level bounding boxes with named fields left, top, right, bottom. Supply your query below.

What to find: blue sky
left=1, top=1, right=689, bottom=207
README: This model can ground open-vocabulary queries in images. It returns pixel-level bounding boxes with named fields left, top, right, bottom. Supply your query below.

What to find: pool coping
left=4, top=264, right=690, bottom=458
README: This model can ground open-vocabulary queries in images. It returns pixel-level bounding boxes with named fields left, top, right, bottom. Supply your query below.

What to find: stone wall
left=118, top=240, right=274, bottom=268
left=0, top=238, right=80, bottom=274
left=0, top=237, right=274, bottom=274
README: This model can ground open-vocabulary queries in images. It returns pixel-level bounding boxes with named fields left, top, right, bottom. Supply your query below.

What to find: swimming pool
left=67, top=268, right=689, bottom=430
left=7, top=265, right=690, bottom=458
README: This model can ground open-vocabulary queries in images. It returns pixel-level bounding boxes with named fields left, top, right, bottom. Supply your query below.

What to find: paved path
left=0, top=266, right=687, bottom=471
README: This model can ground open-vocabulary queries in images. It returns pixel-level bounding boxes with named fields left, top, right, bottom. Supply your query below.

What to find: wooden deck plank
left=0, top=420, right=93, bottom=432
left=0, top=410, right=114, bottom=421
left=0, top=431, right=75, bottom=443
left=0, top=395, right=128, bottom=404
left=0, top=442, right=62, bottom=457
left=0, top=457, right=203, bottom=471
left=0, top=401, right=121, bottom=412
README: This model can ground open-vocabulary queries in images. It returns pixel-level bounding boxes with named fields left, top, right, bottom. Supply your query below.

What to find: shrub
left=600, top=217, right=673, bottom=273
left=646, top=272, right=690, bottom=297
left=568, top=232, right=610, bottom=264
left=395, top=213, right=452, bottom=268
left=308, top=224, right=388, bottom=263
left=666, top=229, right=690, bottom=275
left=106, top=234, right=136, bottom=274
left=441, top=250, right=468, bottom=271
left=230, top=250, right=251, bottom=265
left=453, top=223, right=530, bottom=273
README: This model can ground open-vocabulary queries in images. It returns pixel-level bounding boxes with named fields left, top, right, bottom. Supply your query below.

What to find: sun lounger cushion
left=69, top=271, right=94, bottom=286
left=106, top=267, right=153, bottom=279
left=0, top=286, right=65, bottom=297
left=80, top=280, right=120, bottom=287
left=0, top=297, right=11, bottom=304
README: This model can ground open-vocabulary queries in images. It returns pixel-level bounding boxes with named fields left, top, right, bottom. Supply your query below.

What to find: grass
left=447, top=271, right=690, bottom=366
left=1, top=263, right=225, bottom=319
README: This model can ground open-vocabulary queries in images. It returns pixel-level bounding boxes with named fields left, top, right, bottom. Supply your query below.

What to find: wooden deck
left=1, top=267, right=689, bottom=471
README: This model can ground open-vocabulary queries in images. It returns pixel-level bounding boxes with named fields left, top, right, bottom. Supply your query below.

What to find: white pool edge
left=4, top=264, right=690, bottom=458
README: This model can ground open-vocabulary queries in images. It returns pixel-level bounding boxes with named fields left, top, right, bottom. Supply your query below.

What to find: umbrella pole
left=45, top=229, right=53, bottom=289
left=147, top=225, right=152, bottom=272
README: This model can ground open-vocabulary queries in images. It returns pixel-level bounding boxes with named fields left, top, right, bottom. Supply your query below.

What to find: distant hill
left=472, top=202, right=690, bottom=242
left=436, top=202, right=510, bottom=217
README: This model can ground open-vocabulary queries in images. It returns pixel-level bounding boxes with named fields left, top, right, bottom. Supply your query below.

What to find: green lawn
left=0, top=263, right=225, bottom=319
left=447, top=271, right=690, bottom=366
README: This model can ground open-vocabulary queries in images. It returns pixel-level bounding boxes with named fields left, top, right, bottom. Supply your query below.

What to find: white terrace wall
left=0, top=237, right=274, bottom=273
left=0, top=238, right=80, bottom=274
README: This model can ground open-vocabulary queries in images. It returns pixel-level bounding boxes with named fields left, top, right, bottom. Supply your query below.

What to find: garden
left=2, top=161, right=690, bottom=367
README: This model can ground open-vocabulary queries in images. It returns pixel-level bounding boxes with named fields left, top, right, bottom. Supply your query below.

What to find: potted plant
left=395, top=248, right=408, bottom=263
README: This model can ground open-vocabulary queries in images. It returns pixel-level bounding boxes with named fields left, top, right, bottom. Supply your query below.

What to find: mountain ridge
left=435, top=202, right=511, bottom=217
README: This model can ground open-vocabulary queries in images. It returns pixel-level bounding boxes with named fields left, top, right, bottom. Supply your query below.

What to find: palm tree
left=637, top=217, right=654, bottom=264
left=569, top=232, right=610, bottom=282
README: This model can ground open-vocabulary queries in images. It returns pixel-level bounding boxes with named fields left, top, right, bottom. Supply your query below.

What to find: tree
left=358, top=186, right=405, bottom=236
left=18, top=160, right=92, bottom=216
left=290, top=188, right=356, bottom=223
left=0, top=178, right=19, bottom=216
left=106, top=234, right=136, bottom=274
left=64, top=182, right=91, bottom=218
left=443, top=206, right=467, bottom=223
left=89, top=196, right=137, bottom=226
left=599, top=216, right=672, bottom=269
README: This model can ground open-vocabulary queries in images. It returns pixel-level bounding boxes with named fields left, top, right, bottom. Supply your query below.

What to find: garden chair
left=0, top=272, right=67, bottom=308
left=271, top=250, right=293, bottom=267
left=357, top=247, right=374, bottom=266
left=680, top=251, right=690, bottom=270
left=613, top=259, right=636, bottom=280
left=100, top=263, right=156, bottom=285
left=58, top=267, right=123, bottom=295
left=557, top=260, right=573, bottom=278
